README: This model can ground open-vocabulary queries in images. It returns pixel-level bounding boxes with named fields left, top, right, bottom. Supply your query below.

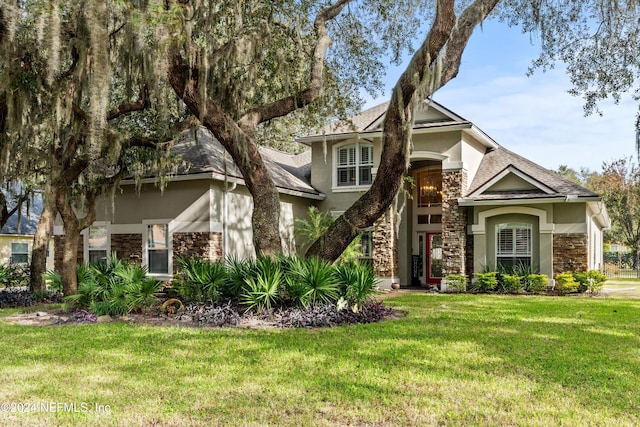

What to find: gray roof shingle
left=172, top=128, right=318, bottom=196
left=466, top=146, right=599, bottom=200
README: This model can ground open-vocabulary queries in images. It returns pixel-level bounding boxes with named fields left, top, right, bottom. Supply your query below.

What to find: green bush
left=42, top=270, right=64, bottom=292
left=335, top=261, right=378, bottom=309
left=173, top=257, right=226, bottom=303
left=555, top=272, right=579, bottom=295
left=64, top=254, right=162, bottom=316
left=473, top=272, right=498, bottom=292
left=241, top=256, right=283, bottom=313
left=573, top=270, right=607, bottom=294
left=223, top=256, right=255, bottom=298
left=443, top=274, right=467, bottom=293
left=501, top=274, right=524, bottom=293
left=0, top=263, right=29, bottom=287
left=525, top=274, right=549, bottom=293
left=281, top=256, right=340, bottom=307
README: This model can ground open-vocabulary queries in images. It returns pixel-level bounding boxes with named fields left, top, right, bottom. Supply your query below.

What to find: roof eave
left=297, top=122, right=475, bottom=144
left=458, top=196, right=602, bottom=206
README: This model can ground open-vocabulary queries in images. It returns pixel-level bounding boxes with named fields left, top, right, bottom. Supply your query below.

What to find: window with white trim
left=496, top=223, right=532, bottom=271
left=147, top=224, right=169, bottom=274
left=10, top=242, right=29, bottom=264
left=336, top=142, right=373, bottom=187
left=87, top=225, right=109, bottom=264
left=359, top=230, right=373, bottom=265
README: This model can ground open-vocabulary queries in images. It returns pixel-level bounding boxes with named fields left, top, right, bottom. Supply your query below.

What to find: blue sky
left=363, top=20, right=638, bottom=172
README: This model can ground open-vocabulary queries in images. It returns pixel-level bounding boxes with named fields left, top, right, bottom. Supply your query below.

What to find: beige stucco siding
left=412, top=132, right=460, bottom=162
left=95, top=179, right=213, bottom=224
left=460, top=133, right=488, bottom=191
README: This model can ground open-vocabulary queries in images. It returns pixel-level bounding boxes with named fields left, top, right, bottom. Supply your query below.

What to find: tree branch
left=237, top=0, right=352, bottom=130
left=107, top=85, right=150, bottom=120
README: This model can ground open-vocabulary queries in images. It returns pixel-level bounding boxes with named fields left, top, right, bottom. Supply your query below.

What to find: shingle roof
left=172, top=128, right=318, bottom=196
left=466, top=146, right=599, bottom=200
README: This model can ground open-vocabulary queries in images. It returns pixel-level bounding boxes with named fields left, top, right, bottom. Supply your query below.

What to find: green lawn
left=0, top=294, right=639, bottom=426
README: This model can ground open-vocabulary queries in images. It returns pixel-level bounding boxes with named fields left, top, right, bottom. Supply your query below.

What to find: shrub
left=335, top=261, right=378, bottom=309
left=526, top=274, right=549, bottom=293
left=64, top=254, right=161, bottom=316
left=224, top=256, right=255, bottom=298
left=241, top=256, right=283, bottom=313
left=282, top=257, right=340, bottom=307
left=42, top=270, right=64, bottom=292
left=573, top=270, right=607, bottom=294
left=443, top=274, right=467, bottom=293
left=555, top=272, right=579, bottom=295
left=501, top=274, right=524, bottom=294
left=173, top=257, right=226, bottom=303
left=472, top=272, right=498, bottom=292
left=0, top=263, right=29, bottom=287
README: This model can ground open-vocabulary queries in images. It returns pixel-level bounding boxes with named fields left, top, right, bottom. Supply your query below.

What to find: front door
left=426, top=233, right=443, bottom=284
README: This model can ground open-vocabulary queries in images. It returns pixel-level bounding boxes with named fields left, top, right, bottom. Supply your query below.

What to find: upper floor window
left=416, top=168, right=442, bottom=207
left=496, top=222, right=532, bottom=271
left=336, top=142, right=373, bottom=187
left=10, top=242, right=29, bottom=264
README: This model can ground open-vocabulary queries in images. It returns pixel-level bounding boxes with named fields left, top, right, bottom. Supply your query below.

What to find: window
left=87, top=225, right=108, bottom=264
left=336, top=142, right=373, bottom=187
left=359, top=231, right=373, bottom=265
left=147, top=224, right=169, bottom=274
left=416, top=168, right=442, bottom=207
left=10, top=242, right=29, bottom=264
left=496, top=223, right=532, bottom=271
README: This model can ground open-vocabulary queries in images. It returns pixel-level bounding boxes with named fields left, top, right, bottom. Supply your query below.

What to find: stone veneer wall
left=54, top=236, right=83, bottom=273
left=465, top=233, right=474, bottom=277
left=372, top=207, right=399, bottom=280
left=110, top=234, right=143, bottom=263
left=441, top=169, right=467, bottom=277
left=173, top=232, right=223, bottom=272
left=553, top=233, right=588, bottom=274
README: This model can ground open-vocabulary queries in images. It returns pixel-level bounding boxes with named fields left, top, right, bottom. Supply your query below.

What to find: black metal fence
left=603, top=252, right=640, bottom=279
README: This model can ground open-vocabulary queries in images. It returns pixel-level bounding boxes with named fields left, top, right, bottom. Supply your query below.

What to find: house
left=56, top=101, right=610, bottom=287
left=0, top=194, right=55, bottom=269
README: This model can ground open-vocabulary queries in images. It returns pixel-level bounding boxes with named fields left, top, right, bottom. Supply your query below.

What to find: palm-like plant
left=174, top=257, right=225, bottom=303
left=335, top=261, right=377, bottom=309
left=241, top=256, right=283, bottom=312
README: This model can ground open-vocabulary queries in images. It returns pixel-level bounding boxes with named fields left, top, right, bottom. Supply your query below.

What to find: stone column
left=441, top=169, right=467, bottom=277
left=372, top=206, right=399, bottom=287
left=553, top=233, right=588, bottom=274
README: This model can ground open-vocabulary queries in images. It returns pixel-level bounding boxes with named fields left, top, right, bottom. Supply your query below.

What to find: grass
left=0, top=293, right=639, bottom=426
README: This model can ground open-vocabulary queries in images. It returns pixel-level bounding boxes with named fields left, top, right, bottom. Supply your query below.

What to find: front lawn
left=0, top=293, right=638, bottom=426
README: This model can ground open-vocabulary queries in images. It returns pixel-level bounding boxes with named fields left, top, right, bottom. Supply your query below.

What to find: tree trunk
left=60, top=221, right=80, bottom=296
left=29, top=185, right=56, bottom=291
left=306, top=0, right=499, bottom=261
left=168, top=60, right=283, bottom=257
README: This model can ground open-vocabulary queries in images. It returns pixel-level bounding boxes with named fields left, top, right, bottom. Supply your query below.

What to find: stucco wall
left=0, top=235, right=55, bottom=270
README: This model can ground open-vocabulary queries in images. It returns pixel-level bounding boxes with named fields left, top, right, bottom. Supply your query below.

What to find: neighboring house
left=57, top=101, right=610, bottom=287
left=1, top=194, right=55, bottom=270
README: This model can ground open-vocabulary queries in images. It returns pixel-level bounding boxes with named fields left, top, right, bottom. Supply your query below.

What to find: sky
left=362, top=20, right=638, bottom=172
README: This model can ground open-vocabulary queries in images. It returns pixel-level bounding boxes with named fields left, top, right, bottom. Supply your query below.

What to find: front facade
left=59, top=102, right=609, bottom=287
left=299, top=101, right=609, bottom=288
